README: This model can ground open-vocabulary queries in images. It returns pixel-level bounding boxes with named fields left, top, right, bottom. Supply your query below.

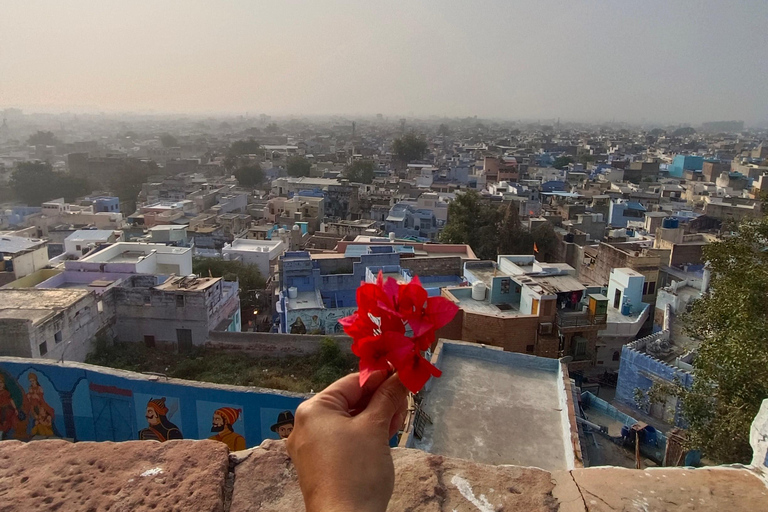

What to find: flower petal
left=393, top=349, right=442, bottom=393
left=425, top=296, right=460, bottom=330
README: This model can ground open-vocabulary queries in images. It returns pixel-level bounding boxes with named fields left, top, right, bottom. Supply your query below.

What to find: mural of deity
left=208, top=407, right=245, bottom=451
left=306, top=315, right=323, bottom=335
left=0, top=375, right=21, bottom=440
left=139, top=397, right=183, bottom=442
left=24, top=372, right=58, bottom=438
left=290, top=317, right=307, bottom=334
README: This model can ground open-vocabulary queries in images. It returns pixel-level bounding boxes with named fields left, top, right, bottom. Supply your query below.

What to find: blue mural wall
left=0, top=358, right=306, bottom=450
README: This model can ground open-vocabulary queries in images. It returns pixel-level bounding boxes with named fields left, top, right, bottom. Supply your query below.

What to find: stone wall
left=206, top=332, right=352, bottom=357
left=400, top=256, right=462, bottom=277
left=461, top=312, right=541, bottom=355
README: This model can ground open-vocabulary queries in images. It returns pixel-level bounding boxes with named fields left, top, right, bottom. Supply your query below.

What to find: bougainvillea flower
left=352, top=331, right=413, bottom=386
left=395, top=348, right=443, bottom=394
left=340, top=271, right=459, bottom=393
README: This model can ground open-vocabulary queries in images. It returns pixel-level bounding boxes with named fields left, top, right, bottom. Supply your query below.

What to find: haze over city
left=2, top=0, right=768, bottom=124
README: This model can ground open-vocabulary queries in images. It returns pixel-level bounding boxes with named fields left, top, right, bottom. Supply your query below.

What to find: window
left=612, top=350, right=620, bottom=361
left=76, top=245, right=81, bottom=251
left=54, top=330, right=62, bottom=344
left=574, top=337, right=587, bottom=357
left=144, top=293, right=151, bottom=305
left=643, top=282, right=648, bottom=295
left=39, top=341, right=48, bottom=356
left=144, top=335, right=156, bottom=348
left=647, top=282, right=656, bottom=295
left=176, top=295, right=185, bottom=307
left=526, top=344, right=534, bottom=353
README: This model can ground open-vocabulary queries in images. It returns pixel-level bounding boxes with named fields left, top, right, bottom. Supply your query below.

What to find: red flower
left=339, top=271, right=459, bottom=393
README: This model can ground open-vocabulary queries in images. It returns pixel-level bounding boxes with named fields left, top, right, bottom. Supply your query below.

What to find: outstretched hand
left=286, top=371, right=409, bottom=512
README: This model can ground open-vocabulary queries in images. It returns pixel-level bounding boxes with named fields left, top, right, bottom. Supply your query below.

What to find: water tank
left=471, top=282, right=487, bottom=300
left=288, top=287, right=298, bottom=299
left=621, top=302, right=631, bottom=316
left=388, top=232, right=396, bottom=241
left=661, top=217, right=679, bottom=229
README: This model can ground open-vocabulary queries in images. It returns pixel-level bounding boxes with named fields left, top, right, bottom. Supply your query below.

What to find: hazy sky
left=2, top=0, right=767, bottom=124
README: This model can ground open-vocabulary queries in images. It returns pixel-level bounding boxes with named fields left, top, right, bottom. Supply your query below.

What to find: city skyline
left=2, top=0, right=767, bottom=125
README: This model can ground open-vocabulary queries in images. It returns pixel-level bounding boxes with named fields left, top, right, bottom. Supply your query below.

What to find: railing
left=556, top=311, right=607, bottom=328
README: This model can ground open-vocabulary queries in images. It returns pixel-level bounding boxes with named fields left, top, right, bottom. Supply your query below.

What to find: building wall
left=12, top=245, right=49, bottom=279
left=0, top=357, right=304, bottom=448
left=399, top=256, right=462, bottom=277
left=460, top=312, right=541, bottom=354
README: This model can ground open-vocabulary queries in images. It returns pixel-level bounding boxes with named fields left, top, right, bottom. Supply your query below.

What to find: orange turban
left=214, top=407, right=242, bottom=426
left=147, top=398, right=168, bottom=416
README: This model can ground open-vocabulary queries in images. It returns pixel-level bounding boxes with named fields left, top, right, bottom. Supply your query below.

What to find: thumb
left=362, top=373, right=408, bottom=429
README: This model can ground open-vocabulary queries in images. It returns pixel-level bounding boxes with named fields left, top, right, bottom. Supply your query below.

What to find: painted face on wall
left=211, top=412, right=225, bottom=432
left=277, top=423, right=293, bottom=439
left=145, top=407, right=160, bottom=426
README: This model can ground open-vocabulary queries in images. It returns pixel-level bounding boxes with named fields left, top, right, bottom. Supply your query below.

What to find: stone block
left=0, top=439, right=229, bottom=512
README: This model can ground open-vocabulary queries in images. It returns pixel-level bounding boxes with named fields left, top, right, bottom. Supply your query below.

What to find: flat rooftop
left=156, top=276, right=220, bottom=292
left=285, top=290, right=323, bottom=310
left=0, top=288, right=90, bottom=325
left=414, top=340, right=575, bottom=470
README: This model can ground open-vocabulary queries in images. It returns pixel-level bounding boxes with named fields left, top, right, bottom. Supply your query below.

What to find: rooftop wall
left=0, top=357, right=304, bottom=449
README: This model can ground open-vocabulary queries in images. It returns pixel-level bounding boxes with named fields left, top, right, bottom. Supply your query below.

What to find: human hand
left=286, top=371, right=409, bottom=512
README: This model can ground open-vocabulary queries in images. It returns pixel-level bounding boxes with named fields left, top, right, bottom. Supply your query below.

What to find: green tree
left=392, top=133, right=428, bottom=165
left=437, top=124, right=451, bottom=136
left=668, top=211, right=768, bottom=463
left=552, top=155, right=574, bottom=170
left=439, top=190, right=501, bottom=260
left=497, top=203, right=531, bottom=255
left=192, top=258, right=267, bottom=327
left=228, top=138, right=261, bottom=157
left=160, top=134, right=179, bottom=148
left=265, top=123, right=280, bottom=134
left=286, top=156, right=311, bottom=177
left=107, top=159, right=157, bottom=213
left=26, top=130, right=60, bottom=146
left=233, top=164, right=265, bottom=188
left=10, top=162, right=88, bottom=204
left=672, top=126, right=696, bottom=137
left=344, top=160, right=376, bottom=184
left=530, top=222, right=559, bottom=262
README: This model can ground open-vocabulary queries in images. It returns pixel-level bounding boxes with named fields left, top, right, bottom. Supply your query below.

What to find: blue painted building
left=668, top=155, right=704, bottom=178
left=384, top=203, right=438, bottom=241
left=0, top=357, right=305, bottom=448
left=614, top=332, right=694, bottom=427
left=277, top=247, right=462, bottom=335
left=85, top=196, right=120, bottom=213
left=608, top=200, right=646, bottom=227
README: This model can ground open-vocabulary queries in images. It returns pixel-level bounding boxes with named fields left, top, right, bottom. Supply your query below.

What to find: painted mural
left=286, top=307, right=356, bottom=336
left=0, top=358, right=303, bottom=450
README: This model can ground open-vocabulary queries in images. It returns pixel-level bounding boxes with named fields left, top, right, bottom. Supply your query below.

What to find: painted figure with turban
left=208, top=407, right=245, bottom=451
left=139, top=397, right=183, bottom=442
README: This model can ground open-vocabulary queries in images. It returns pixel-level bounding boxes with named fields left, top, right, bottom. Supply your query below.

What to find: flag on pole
left=533, top=242, right=539, bottom=253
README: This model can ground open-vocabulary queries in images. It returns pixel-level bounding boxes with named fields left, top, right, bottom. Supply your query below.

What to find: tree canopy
left=286, top=156, right=311, bottom=177
left=10, top=161, right=88, bottom=205
left=228, top=138, right=261, bottom=157
left=159, top=134, right=179, bottom=148
left=552, top=155, right=574, bottom=170
left=392, top=133, right=428, bottom=165
left=344, top=160, right=376, bottom=184
left=673, top=211, right=768, bottom=463
left=192, top=257, right=267, bottom=323
left=672, top=126, right=696, bottom=137
left=26, top=131, right=60, bottom=146
left=234, top=164, right=265, bottom=188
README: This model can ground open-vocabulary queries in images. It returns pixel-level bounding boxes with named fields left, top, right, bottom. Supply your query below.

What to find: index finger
left=312, top=371, right=390, bottom=414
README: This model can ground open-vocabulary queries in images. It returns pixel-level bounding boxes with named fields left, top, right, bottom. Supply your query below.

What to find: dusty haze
left=1, top=0, right=767, bottom=124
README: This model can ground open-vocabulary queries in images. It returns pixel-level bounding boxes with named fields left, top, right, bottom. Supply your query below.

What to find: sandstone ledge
left=1, top=439, right=767, bottom=512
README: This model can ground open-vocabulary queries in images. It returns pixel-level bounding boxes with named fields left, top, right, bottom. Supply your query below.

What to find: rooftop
left=155, top=275, right=220, bottom=292
left=412, top=341, right=577, bottom=471
left=0, top=236, right=45, bottom=255
left=65, top=229, right=117, bottom=241
left=0, top=288, right=90, bottom=325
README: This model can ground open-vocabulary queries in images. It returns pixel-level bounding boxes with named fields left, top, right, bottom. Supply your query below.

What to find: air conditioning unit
left=539, top=322, right=553, bottom=335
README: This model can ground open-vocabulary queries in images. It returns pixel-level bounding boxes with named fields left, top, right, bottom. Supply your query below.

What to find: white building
left=64, top=230, right=123, bottom=258
left=221, top=238, right=286, bottom=279
left=67, top=242, right=193, bottom=276
left=0, top=236, right=49, bottom=285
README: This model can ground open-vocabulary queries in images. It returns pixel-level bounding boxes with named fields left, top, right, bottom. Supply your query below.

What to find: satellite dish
left=560, top=356, right=574, bottom=364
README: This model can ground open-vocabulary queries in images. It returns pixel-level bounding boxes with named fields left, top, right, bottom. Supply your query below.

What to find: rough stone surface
left=0, top=439, right=229, bottom=512
left=231, top=440, right=558, bottom=512
left=571, top=466, right=768, bottom=512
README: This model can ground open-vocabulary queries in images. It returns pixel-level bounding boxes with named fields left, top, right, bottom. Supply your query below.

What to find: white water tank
left=288, top=287, right=298, bottom=299
left=388, top=232, right=396, bottom=241
left=471, top=282, right=487, bottom=300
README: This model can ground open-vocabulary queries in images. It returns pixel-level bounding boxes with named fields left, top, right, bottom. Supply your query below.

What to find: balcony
left=556, top=310, right=607, bottom=331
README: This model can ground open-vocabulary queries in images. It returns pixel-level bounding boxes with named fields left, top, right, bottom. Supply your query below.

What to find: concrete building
left=147, top=225, right=189, bottom=246
left=608, top=200, right=646, bottom=228
left=221, top=238, right=286, bottom=279
left=385, top=203, right=438, bottom=241
left=403, top=340, right=580, bottom=471
left=0, top=288, right=110, bottom=362
left=63, top=230, right=122, bottom=258
left=580, top=242, right=662, bottom=306
left=0, top=236, right=49, bottom=286
left=113, top=274, right=241, bottom=349
left=67, top=243, right=193, bottom=276
left=668, top=155, right=703, bottom=178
